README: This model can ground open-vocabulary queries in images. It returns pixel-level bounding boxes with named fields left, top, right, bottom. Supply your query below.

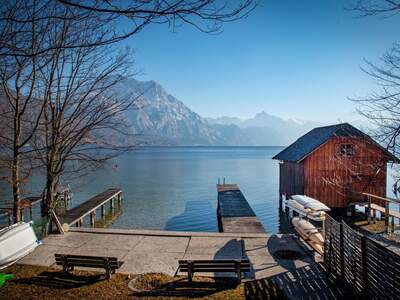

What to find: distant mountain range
left=114, top=78, right=322, bottom=146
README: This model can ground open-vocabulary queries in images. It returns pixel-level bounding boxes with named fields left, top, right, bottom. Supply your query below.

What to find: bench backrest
left=55, top=254, right=121, bottom=269
left=178, top=259, right=251, bottom=273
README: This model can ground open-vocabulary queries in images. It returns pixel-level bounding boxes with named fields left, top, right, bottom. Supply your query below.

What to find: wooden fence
left=324, top=214, right=400, bottom=298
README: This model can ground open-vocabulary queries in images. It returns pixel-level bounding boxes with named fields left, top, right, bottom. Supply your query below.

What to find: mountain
left=114, top=78, right=220, bottom=145
left=114, top=78, right=322, bottom=146
left=207, top=112, right=321, bottom=145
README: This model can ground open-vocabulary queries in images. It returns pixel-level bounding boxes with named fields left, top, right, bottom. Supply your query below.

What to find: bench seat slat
left=57, top=262, right=119, bottom=269
left=178, top=259, right=249, bottom=264
left=179, top=265, right=250, bottom=270
left=180, top=268, right=250, bottom=273
left=55, top=254, right=118, bottom=261
left=55, top=257, right=120, bottom=265
left=55, top=261, right=120, bottom=268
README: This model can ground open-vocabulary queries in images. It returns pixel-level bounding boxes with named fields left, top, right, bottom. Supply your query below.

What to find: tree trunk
left=41, top=171, right=55, bottom=236
left=12, top=152, right=21, bottom=223
left=12, top=103, right=21, bottom=224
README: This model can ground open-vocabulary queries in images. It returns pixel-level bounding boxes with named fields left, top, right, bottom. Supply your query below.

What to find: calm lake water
left=71, top=146, right=287, bottom=233
left=1, top=146, right=397, bottom=233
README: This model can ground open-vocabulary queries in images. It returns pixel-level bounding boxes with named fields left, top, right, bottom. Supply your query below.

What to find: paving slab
left=185, top=237, right=243, bottom=258
left=70, top=246, right=130, bottom=260
left=19, top=245, right=74, bottom=267
left=119, top=251, right=184, bottom=276
left=76, top=233, right=144, bottom=251
left=42, top=232, right=96, bottom=248
left=132, top=236, right=189, bottom=253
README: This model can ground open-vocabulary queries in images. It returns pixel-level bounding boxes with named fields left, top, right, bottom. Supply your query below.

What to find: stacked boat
left=285, top=195, right=330, bottom=255
left=0, top=221, right=42, bottom=269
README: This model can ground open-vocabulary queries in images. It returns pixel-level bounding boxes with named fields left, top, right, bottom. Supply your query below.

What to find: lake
left=1, top=146, right=396, bottom=233
left=70, top=146, right=287, bottom=233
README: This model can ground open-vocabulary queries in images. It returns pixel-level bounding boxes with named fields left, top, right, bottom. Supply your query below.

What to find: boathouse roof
left=272, top=123, right=398, bottom=163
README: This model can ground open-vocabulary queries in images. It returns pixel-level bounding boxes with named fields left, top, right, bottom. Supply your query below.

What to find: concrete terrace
left=19, top=228, right=353, bottom=298
left=20, top=228, right=309, bottom=279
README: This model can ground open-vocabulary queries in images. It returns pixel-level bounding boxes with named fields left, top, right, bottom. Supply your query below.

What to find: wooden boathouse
left=273, top=123, right=398, bottom=210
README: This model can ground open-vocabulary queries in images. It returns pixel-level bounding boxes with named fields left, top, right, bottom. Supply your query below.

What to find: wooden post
left=367, top=195, right=371, bottom=224
left=101, top=204, right=105, bottom=217
left=361, top=236, right=368, bottom=296
left=110, top=198, right=114, bottom=210
left=385, top=201, right=390, bottom=233
left=118, top=193, right=122, bottom=208
left=279, top=193, right=283, bottom=211
left=90, top=211, right=96, bottom=226
left=339, top=222, right=344, bottom=279
left=373, top=209, right=376, bottom=224
left=391, top=216, right=395, bottom=233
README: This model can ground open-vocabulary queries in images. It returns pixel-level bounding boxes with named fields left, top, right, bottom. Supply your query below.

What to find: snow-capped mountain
left=114, top=78, right=219, bottom=145
left=115, top=78, right=322, bottom=146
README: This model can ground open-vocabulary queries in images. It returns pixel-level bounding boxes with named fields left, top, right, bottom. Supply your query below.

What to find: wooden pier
left=217, top=184, right=266, bottom=233
left=59, top=188, right=122, bottom=231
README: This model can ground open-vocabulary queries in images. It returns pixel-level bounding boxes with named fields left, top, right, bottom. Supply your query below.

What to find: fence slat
left=324, top=214, right=400, bottom=297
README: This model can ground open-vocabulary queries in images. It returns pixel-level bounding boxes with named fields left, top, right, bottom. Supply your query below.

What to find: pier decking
left=217, top=184, right=266, bottom=234
left=59, top=188, right=122, bottom=229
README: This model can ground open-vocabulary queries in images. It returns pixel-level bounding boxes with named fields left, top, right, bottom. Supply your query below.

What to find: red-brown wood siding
left=279, top=161, right=304, bottom=196
left=302, top=137, right=387, bottom=208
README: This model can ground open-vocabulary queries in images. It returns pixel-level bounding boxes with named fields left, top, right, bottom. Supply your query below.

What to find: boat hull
left=0, top=222, right=41, bottom=269
left=285, top=199, right=325, bottom=221
left=291, top=195, right=330, bottom=211
left=292, top=217, right=324, bottom=245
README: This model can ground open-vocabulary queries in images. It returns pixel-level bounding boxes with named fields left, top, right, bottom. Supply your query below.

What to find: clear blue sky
left=123, top=0, right=400, bottom=123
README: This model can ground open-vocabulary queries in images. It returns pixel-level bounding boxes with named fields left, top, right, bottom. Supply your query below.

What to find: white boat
left=0, top=221, right=42, bottom=269
left=284, top=199, right=326, bottom=221
left=291, top=195, right=330, bottom=212
left=292, top=217, right=324, bottom=245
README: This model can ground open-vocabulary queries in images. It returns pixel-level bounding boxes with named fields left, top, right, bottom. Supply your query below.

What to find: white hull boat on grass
left=0, top=221, right=42, bottom=269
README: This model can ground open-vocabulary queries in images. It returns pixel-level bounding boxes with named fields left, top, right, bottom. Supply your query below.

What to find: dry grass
left=0, top=264, right=285, bottom=299
left=353, top=219, right=387, bottom=233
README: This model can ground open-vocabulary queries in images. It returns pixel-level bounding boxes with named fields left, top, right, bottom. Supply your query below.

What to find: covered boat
left=0, top=221, right=41, bottom=269
left=284, top=199, right=326, bottom=221
left=292, top=217, right=324, bottom=254
left=291, top=195, right=330, bottom=212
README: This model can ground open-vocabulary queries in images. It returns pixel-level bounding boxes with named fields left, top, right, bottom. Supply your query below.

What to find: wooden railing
left=363, top=192, right=400, bottom=233
left=324, top=214, right=400, bottom=297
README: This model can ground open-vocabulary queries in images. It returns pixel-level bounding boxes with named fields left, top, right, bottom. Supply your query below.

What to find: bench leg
left=104, top=259, right=112, bottom=279
left=235, top=262, right=241, bottom=283
left=61, top=256, right=68, bottom=273
left=188, top=261, right=193, bottom=283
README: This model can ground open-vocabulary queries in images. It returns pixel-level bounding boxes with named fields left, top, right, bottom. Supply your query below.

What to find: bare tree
left=29, top=13, right=139, bottom=233
left=0, top=0, right=257, bottom=58
left=348, top=0, right=400, bottom=17
left=351, top=46, right=400, bottom=160
left=0, top=0, right=54, bottom=222
left=348, top=0, right=400, bottom=191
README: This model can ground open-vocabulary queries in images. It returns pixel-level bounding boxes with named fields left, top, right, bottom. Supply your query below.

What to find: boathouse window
left=338, top=144, right=354, bottom=156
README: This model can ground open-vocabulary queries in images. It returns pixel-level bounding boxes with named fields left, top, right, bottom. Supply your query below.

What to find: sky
left=122, top=0, right=400, bottom=123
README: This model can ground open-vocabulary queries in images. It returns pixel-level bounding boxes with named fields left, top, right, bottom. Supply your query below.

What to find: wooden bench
left=178, top=259, right=251, bottom=283
left=55, top=254, right=123, bottom=279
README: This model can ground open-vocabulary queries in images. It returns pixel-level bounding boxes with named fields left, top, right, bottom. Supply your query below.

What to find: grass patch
left=0, top=264, right=285, bottom=299
left=353, top=219, right=387, bottom=233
